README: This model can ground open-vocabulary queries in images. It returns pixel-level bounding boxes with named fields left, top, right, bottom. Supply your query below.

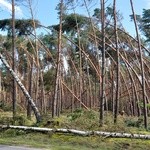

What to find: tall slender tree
left=113, top=0, right=120, bottom=124
left=11, top=0, right=17, bottom=121
left=27, top=0, right=40, bottom=108
left=130, top=0, right=148, bottom=129
left=100, top=0, right=106, bottom=127
left=52, top=0, right=63, bottom=118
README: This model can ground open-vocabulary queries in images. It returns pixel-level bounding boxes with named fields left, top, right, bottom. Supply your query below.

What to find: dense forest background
left=0, top=0, right=150, bottom=130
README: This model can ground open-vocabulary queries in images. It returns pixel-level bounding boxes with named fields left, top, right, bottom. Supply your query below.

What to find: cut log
left=2, top=125, right=150, bottom=139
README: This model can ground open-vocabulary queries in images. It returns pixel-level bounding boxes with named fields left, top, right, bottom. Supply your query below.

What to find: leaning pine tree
left=130, top=0, right=148, bottom=129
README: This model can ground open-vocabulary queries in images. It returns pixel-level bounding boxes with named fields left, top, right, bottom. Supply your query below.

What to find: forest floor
left=1, top=131, right=150, bottom=150
left=1, top=109, right=150, bottom=150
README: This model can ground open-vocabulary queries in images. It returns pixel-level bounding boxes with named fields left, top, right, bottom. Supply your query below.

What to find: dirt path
left=0, top=145, right=44, bottom=150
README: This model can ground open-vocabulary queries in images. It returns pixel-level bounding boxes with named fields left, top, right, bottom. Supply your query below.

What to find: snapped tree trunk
left=0, top=53, right=41, bottom=123
left=3, top=125, right=150, bottom=140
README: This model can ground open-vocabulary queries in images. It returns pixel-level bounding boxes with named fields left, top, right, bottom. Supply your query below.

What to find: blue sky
left=0, top=0, right=149, bottom=36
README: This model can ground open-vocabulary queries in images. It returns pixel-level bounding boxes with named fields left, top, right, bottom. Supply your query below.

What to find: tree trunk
left=130, top=0, right=148, bottom=129
left=3, top=125, right=150, bottom=139
left=113, top=0, right=120, bottom=124
left=27, top=0, right=40, bottom=108
left=40, top=70, right=46, bottom=114
left=11, top=0, right=17, bottom=121
left=52, top=0, right=63, bottom=118
left=27, top=57, right=33, bottom=120
left=99, top=0, right=106, bottom=127
left=0, top=53, right=41, bottom=123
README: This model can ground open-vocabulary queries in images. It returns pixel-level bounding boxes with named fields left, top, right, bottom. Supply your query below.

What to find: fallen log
left=1, top=125, right=150, bottom=139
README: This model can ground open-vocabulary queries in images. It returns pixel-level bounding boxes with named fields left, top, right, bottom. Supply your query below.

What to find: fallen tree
left=1, top=125, right=150, bottom=139
left=0, top=53, right=41, bottom=123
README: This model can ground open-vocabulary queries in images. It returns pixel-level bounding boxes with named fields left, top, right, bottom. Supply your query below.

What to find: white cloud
left=0, top=0, right=23, bottom=17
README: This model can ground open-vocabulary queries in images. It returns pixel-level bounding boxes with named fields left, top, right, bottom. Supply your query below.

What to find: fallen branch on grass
left=1, top=125, right=150, bottom=139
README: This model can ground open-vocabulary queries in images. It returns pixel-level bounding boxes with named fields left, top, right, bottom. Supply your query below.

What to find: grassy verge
left=1, top=109, right=150, bottom=149
left=1, top=129, right=150, bottom=150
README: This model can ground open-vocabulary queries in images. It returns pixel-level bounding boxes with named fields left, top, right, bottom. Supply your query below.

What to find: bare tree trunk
left=99, top=0, right=106, bottom=127
left=52, top=0, right=63, bottom=118
left=40, top=70, right=46, bottom=114
left=0, top=53, right=41, bottom=123
left=71, top=76, right=75, bottom=112
left=120, top=72, right=133, bottom=116
left=27, top=0, right=39, bottom=106
left=3, top=125, right=150, bottom=139
left=130, top=0, right=148, bottom=129
left=122, top=48, right=141, bottom=117
left=79, top=45, right=82, bottom=109
left=27, top=57, right=33, bottom=120
left=113, top=0, right=120, bottom=124
left=85, top=57, right=93, bottom=109
left=11, top=0, right=17, bottom=121
left=111, top=67, right=115, bottom=115
left=72, top=7, right=83, bottom=108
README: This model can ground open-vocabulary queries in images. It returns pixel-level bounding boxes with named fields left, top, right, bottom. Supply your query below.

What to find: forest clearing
left=0, top=0, right=150, bottom=149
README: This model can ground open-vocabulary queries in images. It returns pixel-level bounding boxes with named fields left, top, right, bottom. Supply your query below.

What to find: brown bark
left=11, top=0, right=17, bottom=121
left=99, top=0, right=106, bottom=127
left=113, top=0, right=120, bottom=124
left=53, top=0, right=63, bottom=118
left=27, top=57, right=33, bottom=120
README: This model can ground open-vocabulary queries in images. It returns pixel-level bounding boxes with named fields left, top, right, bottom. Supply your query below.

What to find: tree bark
left=99, top=0, right=106, bottom=127
left=53, top=0, right=63, bottom=118
left=2, top=125, right=150, bottom=139
left=113, top=0, right=120, bottom=124
left=130, top=0, right=148, bottom=129
left=0, top=53, right=41, bottom=123
left=11, top=0, right=17, bottom=121
left=27, top=57, right=33, bottom=120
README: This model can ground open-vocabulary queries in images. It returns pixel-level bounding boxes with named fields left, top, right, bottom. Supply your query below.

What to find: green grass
left=1, top=130, right=150, bottom=150
left=1, top=109, right=150, bottom=149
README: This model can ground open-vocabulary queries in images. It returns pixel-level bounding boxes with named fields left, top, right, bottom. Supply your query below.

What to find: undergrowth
left=1, top=129, right=150, bottom=150
left=1, top=109, right=150, bottom=149
left=1, top=108, right=150, bottom=133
